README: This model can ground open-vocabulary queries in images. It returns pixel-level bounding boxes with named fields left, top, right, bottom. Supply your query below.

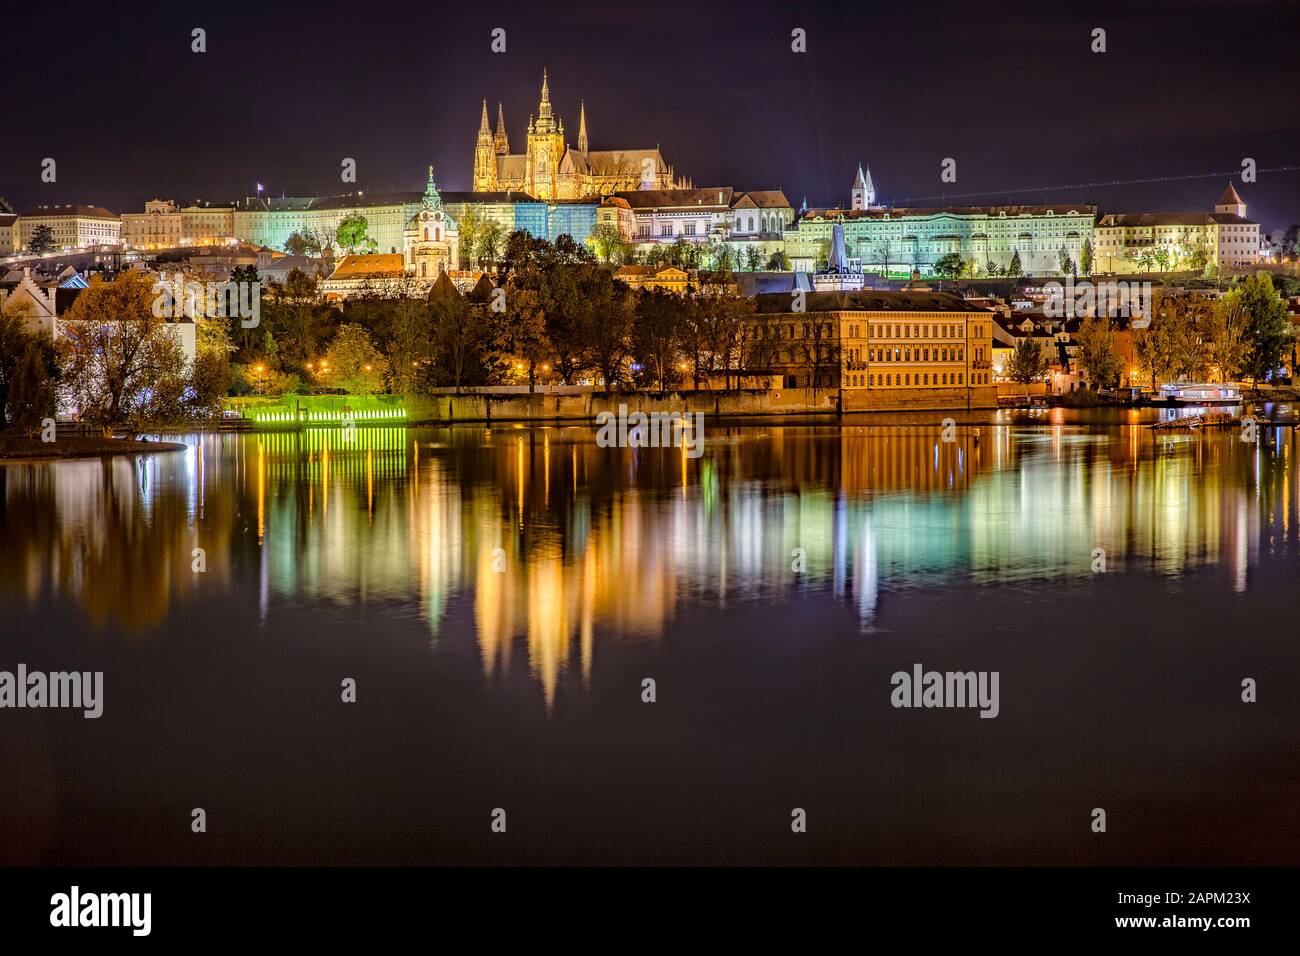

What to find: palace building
left=787, top=168, right=1096, bottom=277
left=1092, top=184, right=1260, bottom=274
left=473, top=70, right=688, bottom=200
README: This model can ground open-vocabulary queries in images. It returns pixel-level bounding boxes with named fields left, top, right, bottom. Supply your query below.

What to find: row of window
left=869, top=346, right=966, bottom=362
left=845, top=370, right=991, bottom=388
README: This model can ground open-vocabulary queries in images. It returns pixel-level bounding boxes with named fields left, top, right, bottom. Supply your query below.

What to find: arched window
left=423, top=228, right=429, bottom=240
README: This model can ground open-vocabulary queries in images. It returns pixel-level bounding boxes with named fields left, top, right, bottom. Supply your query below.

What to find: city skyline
left=3, top=0, right=1299, bottom=230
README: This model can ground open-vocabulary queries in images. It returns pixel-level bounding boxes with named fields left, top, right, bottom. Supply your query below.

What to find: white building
left=16, top=205, right=121, bottom=251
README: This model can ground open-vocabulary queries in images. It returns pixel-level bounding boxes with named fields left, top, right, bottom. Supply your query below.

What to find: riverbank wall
left=226, top=387, right=999, bottom=427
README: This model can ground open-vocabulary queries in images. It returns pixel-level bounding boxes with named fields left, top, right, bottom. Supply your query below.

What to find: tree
left=28, top=224, right=55, bottom=255
left=631, top=288, right=686, bottom=392
left=477, top=221, right=505, bottom=269
left=765, top=250, right=791, bottom=271
left=1057, top=246, right=1072, bottom=275
left=1075, top=316, right=1122, bottom=388
left=427, top=273, right=479, bottom=389
left=1080, top=238, right=1094, bottom=276
left=0, top=301, right=58, bottom=432
left=458, top=206, right=480, bottom=269
left=872, top=240, right=895, bottom=277
left=484, top=277, right=549, bottom=391
left=283, top=231, right=309, bottom=256
left=336, top=213, right=369, bottom=254
left=301, top=228, right=329, bottom=257
left=1007, top=337, right=1046, bottom=395
left=1202, top=292, right=1249, bottom=382
left=578, top=267, right=635, bottom=389
left=1135, top=292, right=1201, bottom=388
left=1153, top=248, right=1170, bottom=273
left=743, top=246, right=762, bottom=272
left=57, top=271, right=194, bottom=434
left=265, top=268, right=330, bottom=365
left=1230, top=273, right=1291, bottom=382
left=588, top=223, right=626, bottom=265
left=1008, top=250, right=1024, bottom=278
left=933, top=252, right=965, bottom=281
left=323, top=324, right=387, bottom=393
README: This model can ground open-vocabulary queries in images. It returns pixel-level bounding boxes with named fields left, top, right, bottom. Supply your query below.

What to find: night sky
left=3, top=0, right=1298, bottom=230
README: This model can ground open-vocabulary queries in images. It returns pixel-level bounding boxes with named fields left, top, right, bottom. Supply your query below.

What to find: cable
left=883, top=166, right=1300, bottom=207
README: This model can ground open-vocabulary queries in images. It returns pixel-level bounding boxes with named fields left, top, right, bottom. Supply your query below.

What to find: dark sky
left=3, top=0, right=1298, bottom=230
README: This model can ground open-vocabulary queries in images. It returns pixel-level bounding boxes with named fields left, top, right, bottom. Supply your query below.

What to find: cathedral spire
left=479, top=99, right=491, bottom=136
left=494, top=101, right=509, bottom=154
left=578, top=100, right=588, bottom=153
left=538, top=68, right=553, bottom=120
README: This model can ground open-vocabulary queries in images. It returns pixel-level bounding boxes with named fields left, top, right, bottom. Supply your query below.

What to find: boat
left=1155, top=382, right=1242, bottom=406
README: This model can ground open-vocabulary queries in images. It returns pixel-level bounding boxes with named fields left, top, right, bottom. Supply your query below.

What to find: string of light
left=885, top=165, right=1300, bottom=207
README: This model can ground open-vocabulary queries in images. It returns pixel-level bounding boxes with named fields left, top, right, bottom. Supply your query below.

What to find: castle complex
left=472, top=71, right=687, bottom=200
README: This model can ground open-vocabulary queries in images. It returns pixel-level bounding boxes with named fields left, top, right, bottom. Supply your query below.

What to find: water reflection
left=2, top=416, right=1297, bottom=704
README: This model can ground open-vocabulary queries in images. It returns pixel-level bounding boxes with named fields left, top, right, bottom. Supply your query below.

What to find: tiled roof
left=800, top=204, right=1097, bottom=221
left=754, top=290, right=988, bottom=314
left=21, top=205, right=118, bottom=219
left=1216, top=184, right=1245, bottom=206
left=325, top=254, right=406, bottom=280
left=614, top=187, right=733, bottom=209
left=1096, top=212, right=1256, bottom=227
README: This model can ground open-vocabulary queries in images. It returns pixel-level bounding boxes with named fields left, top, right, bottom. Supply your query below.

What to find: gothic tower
left=473, top=100, right=497, bottom=192
left=578, top=101, right=589, bottom=154
left=851, top=164, right=875, bottom=211
left=525, top=69, right=566, bottom=200
left=494, top=102, right=509, bottom=155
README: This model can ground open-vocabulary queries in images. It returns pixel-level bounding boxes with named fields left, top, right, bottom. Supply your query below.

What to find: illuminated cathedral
left=473, top=70, right=689, bottom=200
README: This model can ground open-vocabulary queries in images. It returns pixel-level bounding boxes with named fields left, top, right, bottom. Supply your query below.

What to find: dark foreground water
left=2, top=408, right=1298, bottom=865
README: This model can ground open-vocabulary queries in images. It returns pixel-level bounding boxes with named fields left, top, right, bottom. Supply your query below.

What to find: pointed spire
left=494, top=101, right=509, bottom=154
left=578, top=100, right=588, bottom=153
left=479, top=99, right=491, bottom=134
left=423, top=164, right=442, bottom=209
left=538, top=68, right=552, bottom=120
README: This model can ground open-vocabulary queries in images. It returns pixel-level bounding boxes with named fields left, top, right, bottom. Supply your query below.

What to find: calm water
left=2, top=409, right=1298, bottom=865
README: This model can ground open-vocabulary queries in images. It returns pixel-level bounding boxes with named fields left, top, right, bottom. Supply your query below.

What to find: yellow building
left=180, top=203, right=236, bottom=245
left=755, top=290, right=994, bottom=401
left=473, top=71, right=688, bottom=200
left=1093, top=185, right=1260, bottom=274
left=613, top=264, right=690, bottom=293
left=121, top=199, right=182, bottom=250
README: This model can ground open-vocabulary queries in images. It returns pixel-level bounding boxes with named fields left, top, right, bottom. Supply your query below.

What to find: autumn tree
left=0, top=301, right=59, bottom=432
left=322, top=323, right=387, bottom=394
left=57, top=271, right=194, bottom=434
left=631, top=288, right=686, bottom=392
left=1074, top=316, right=1122, bottom=388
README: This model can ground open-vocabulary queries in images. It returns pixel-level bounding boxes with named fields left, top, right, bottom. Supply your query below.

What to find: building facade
left=472, top=71, right=687, bottom=200
left=181, top=203, right=237, bottom=245
left=1092, top=185, right=1260, bottom=274
left=121, top=199, right=182, bottom=250
left=16, top=205, right=122, bottom=251
left=753, top=290, right=995, bottom=397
